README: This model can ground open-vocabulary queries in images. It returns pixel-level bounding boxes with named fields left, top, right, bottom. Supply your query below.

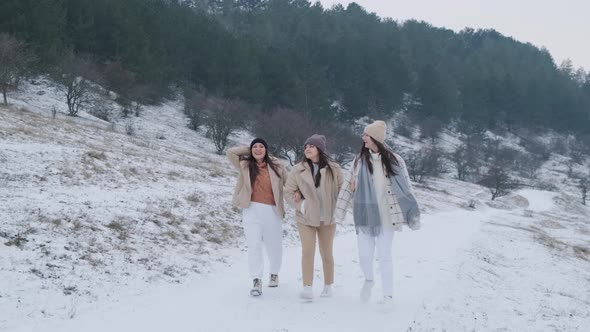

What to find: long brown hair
left=354, top=137, right=399, bottom=177
left=300, top=147, right=334, bottom=188
left=242, top=150, right=281, bottom=187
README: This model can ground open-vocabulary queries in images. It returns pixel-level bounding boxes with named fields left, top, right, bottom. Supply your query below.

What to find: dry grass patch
left=84, top=151, right=107, bottom=160
left=573, top=246, right=590, bottom=260
left=185, top=193, right=200, bottom=205
left=209, top=166, right=224, bottom=178
left=167, top=170, right=181, bottom=179
left=106, top=219, right=128, bottom=240
left=121, top=167, right=139, bottom=177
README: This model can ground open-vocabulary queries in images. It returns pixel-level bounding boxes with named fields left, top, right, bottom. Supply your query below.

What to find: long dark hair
left=241, top=150, right=281, bottom=187
left=300, top=147, right=334, bottom=188
left=354, top=137, right=399, bottom=177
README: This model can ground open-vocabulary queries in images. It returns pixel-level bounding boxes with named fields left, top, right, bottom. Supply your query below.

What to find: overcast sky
left=318, top=0, right=590, bottom=70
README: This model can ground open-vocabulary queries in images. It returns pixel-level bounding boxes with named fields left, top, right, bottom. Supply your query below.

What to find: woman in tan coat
left=227, top=138, right=288, bottom=297
left=285, top=134, right=343, bottom=300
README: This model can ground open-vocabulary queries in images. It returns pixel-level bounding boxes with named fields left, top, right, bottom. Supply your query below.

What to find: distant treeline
left=1, top=0, right=589, bottom=133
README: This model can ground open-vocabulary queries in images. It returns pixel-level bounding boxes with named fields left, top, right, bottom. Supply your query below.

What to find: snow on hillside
left=1, top=78, right=589, bottom=331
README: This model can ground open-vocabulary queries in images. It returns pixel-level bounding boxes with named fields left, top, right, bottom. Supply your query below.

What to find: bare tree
left=452, top=141, right=481, bottom=181
left=405, top=145, right=444, bottom=183
left=0, top=34, right=31, bottom=105
left=517, top=153, right=543, bottom=179
left=479, top=166, right=519, bottom=200
left=581, top=177, right=588, bottom=206
left=324, top=123, right=358, bottom=165
left=573, top=173, right=589, bottom=205
left=205, top=97, right=247, bottom=154
left=419, top=116, right=444, bottom=143
left=184, top=90, right=208, bottom=131
left=103, top=61, right=135, bottom=98
left=56, top=53, right=98, bottom=117
left=253, top=108, right=315, bottom=165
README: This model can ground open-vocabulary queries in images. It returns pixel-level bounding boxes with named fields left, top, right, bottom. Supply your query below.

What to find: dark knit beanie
left=250, top=137, right=268, bottom=150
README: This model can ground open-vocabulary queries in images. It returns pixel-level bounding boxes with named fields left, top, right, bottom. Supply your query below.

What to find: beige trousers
left=297, top=223, right=336, bottom=286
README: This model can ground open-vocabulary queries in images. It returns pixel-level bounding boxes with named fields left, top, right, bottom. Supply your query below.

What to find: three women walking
left=227, top=121, right=420, bottom=303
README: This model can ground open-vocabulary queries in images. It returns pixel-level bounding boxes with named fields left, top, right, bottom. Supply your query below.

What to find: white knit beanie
left=364, top=120, right=386, bottom=143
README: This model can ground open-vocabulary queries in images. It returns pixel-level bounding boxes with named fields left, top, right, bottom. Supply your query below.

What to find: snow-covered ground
left=1, top=79, right=589, bottom=331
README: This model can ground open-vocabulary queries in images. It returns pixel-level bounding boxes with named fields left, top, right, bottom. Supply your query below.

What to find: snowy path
left=11, top=208, right=486, bottom=332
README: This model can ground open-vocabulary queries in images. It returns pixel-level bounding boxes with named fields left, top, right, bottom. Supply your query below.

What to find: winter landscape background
left=1, top=1, right=590, bottom=331
left=1, top=78, right=588, bottom=331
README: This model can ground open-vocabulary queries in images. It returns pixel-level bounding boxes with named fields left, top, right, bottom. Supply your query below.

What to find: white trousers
left=357, top=227, right=395, bottom=296
left=242, top=202, right=283, bottom=279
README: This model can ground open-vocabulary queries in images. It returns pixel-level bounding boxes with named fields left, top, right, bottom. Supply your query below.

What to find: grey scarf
left=353, top=156, right=421, bottom=236
left=353, top=158, right=382, bottom=236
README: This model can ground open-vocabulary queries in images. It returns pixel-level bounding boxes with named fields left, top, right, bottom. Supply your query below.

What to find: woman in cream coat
left=285, top=134, right=343, bottom=300
left=227, top=138, right=288, bottom=297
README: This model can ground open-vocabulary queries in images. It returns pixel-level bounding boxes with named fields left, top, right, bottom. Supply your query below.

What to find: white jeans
left=357, top=227, right=394, bottom=296
left=242, top=202, right=283, bottom=279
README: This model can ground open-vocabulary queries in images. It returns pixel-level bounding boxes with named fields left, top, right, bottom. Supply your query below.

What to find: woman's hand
left=350, top=180, right=356, bottom=193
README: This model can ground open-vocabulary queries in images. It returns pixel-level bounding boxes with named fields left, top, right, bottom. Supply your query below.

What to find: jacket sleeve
left=281, top=164, right=288, bottom=187
left=284, top=168, right=302, bottom=210
left=335, top=159, right=356, bottom=223
left=397, top=155, right=414, bottom=192
left=226, top=146, right=250, bottom=169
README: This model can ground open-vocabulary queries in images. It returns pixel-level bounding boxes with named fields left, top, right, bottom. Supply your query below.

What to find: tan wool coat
left=226, top=146, right=288, bottom=218
left=284, top=161, right=343, bottom=226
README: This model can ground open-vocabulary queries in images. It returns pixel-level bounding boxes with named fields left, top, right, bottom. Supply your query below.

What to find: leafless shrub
left=392, top=111, right=413, bottom=138
left=55, top=52, right=99, bottom=117
left=88, top=104, right=111, bottom=122
left=0, top=33, right=33, bottom=105
left=103, top=61, right=135, bottom=99
left=125, top=120, right=135, bottom=136
left=204, top=97, right=248, bottom=154
left=574, top=174, right=589, bottom=205
left=253, top=107, right=315, bottom=165
left=550, top=136, right=569, bottom=155
left=452, top=141, right=481, bottom=181
left=523, top=138, right=551, bottom=161
left=405, top=145, right=444, bottom=182
left=324, top=123, right=358, bottom=165
left=478, top=166, right=520, bottom=200
left=184, top=90, right=207, bottom=131
left=516, top=153, right=544, bottom=179
left=419, top=116, right=444, bottom=143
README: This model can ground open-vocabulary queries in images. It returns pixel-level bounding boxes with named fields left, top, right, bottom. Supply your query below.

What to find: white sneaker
left=320, top=284, right=333, bottom=297
left=250, top=278, right=262, bottom=296
left=300, top=285, right=314, bottom=300
left=360, top=280, right=374, bottom=302
left=379, top=295, right=394, bottom=312
left=380, top=295, right=394, bottom=304
left=268, top=274, right=279, bottom=287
